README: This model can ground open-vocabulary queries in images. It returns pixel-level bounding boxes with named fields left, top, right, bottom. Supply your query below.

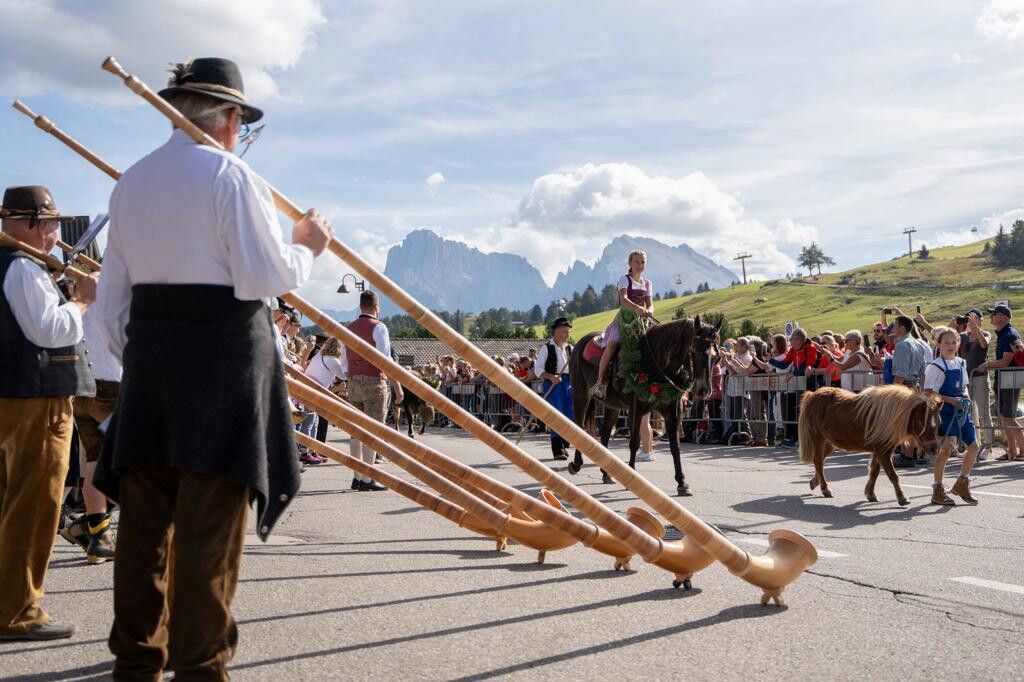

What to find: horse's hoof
left=601, top=473, right=614, bottom=485
left=567, top=461, right=580, bottom=475
left=809, top=476, right=819, bottom=490
left=865, top=494, right=878, bottom=503
left=822, top=489, right=833, bottom=498
left=676, top=484, right=692, bottom=497
left=898, top=497, right=910, bottom=507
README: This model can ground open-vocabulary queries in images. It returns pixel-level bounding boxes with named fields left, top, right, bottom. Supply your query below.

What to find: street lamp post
left=337, top=273, right=366, bottom=294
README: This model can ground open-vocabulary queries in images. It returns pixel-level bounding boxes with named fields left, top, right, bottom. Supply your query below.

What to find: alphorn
left=13, top=100, right=121, bottom=181
left=284, top=373, right=579, bottom=562
left=103, top=60, right=817, bottom=603
left=294, top=432, right=510, bottom=548
left=287, top=369, right=718, bottom=581
left=0, top=232, right=90, bottom=281
left=16, top=99, right=713, bottom=582
left=56, top=240, right=102, bottom=271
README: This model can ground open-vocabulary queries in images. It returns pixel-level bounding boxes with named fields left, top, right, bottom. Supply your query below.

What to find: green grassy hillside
left=560, top=239, right=1024, bottom=340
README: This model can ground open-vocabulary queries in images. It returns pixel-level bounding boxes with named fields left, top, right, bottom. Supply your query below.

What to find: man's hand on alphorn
left=293, top=208, right=333, bottom=257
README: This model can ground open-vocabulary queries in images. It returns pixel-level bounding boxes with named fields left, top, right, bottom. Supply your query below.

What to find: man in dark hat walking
left=0, top=185, right=97, bottom=641
left=976, top=302, right=1023, bottom=459
left=94, top=57, right=332, bottom=679
left=534, top=317, right=574, bottom=460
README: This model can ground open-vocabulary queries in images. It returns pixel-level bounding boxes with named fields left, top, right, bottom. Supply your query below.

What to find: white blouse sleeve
left=923, top=363, right=944, bottom=392
left=214, top=163, right=314, bottom=300
left=616, top=275, right=630, bottom=291
left=3, top=259, right=84, bottom=348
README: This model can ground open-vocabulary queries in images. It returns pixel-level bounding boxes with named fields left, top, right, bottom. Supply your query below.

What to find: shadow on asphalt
left=231, top=583, right=716, bottom=673
left=731, top=494, right=916, bottom=530
left=237, top=568, right=636, bottom=629
left=3, top=659, right=112, bottom=681
left=448, top=602, right=784, bottom=680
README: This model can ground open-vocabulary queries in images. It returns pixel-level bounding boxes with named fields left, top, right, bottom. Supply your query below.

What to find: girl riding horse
left=590, top=250, right=655, bottom=400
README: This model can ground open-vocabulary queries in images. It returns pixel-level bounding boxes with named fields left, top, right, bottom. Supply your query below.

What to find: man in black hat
left=0, top=185, right=97, bottom=641
left=976, top=302, right=1023, bottom=459
left=534, top=317, right=574, bottom=460
left=93, top=57, right=333, bottom=678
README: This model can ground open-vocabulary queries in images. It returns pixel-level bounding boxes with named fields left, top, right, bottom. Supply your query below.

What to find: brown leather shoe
left=931, top=483, right=955, bottom=506
left=950, top=476, right=979, bottom=505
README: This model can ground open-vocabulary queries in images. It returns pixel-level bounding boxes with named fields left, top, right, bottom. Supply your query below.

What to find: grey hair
left=164, top=92, right=238, bottom=134
left=845, top=329, right=863, bottom=345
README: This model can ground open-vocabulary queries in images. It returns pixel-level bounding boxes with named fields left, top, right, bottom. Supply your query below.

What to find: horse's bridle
left=639, top=319, right=715, bottom=395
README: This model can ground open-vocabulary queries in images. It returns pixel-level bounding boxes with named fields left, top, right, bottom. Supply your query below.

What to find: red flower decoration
left=650, top=384, right=662, bottom=394
left=637, top=372, right=648, bottom=382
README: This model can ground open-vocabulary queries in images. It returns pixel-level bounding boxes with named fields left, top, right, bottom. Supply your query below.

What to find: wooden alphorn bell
left=16, top=100, right=712, bottom=582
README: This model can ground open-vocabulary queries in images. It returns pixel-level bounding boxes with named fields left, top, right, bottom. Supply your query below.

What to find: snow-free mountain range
left=358, top=229, right=737, bottom=317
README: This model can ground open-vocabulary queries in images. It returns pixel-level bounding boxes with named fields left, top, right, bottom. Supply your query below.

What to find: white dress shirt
left=533, top=340, right=570, bottom=379
left=340, top=319, right=391, bottom=376
left=97, top=129, right=314, bottom=361
left=82, top=307, right=122, bottom=382
left=3, top=258, right=84, bottom=348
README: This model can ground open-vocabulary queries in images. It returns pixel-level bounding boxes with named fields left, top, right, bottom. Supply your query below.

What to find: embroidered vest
left=0, top=248, right=96, bottom=398
left=544, top=340, right=572, bottom=375
left=347, top=314, right=385, bottom=378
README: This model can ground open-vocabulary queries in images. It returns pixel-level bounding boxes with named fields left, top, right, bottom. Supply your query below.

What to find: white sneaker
left=635, top=450, right=655, bottom=463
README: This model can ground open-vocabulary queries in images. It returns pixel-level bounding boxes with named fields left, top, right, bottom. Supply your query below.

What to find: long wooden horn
left=0, top=232, right=90, bottom=281
left=13, top=100, right=121, bottom=181
left=294, top=431, right=508, bottom=547
left=285, top=372, right=579, bottom=562
left=286, top=370, right=719, bottom=581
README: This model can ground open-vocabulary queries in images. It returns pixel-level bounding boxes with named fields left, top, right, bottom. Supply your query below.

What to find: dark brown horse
left=567, top=316, right=718, bottom=496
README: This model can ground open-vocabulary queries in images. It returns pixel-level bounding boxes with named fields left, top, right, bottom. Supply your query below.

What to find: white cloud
left=951, top=52, right=980, bottom=64
left=774, top=218, right=820, bottom=246
left=977, top=0, right=1024, bottom=43
left=425, top=171, right=445, bottom=194
left=0, top=0, right=325, bottom=102
left=491, top=162, right=807, bottom=283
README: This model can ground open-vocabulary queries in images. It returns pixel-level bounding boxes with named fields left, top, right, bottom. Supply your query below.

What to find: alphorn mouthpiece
left=101, top=56, right=127, bottom=78
left=12, top=100, right=34, bottom=117
left=11, top=100, right=53, bottom=132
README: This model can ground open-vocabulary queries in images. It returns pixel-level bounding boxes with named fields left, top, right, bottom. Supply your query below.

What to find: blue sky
left=3, top=1, right=1024, bottom=310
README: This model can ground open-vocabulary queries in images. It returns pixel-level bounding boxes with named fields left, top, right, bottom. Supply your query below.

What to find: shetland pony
left=798, top=385, right=940, bottom=506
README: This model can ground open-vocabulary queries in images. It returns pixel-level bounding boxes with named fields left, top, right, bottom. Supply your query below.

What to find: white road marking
left=949, top=576, right=1024, bottom=595
left=901, top=484, right=1024, bottom=500
left=732, top=536, right=847, bottom=558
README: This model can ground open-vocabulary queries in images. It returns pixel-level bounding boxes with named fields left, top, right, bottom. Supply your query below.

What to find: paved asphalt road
left=5, top=427, right=1023, bottom=680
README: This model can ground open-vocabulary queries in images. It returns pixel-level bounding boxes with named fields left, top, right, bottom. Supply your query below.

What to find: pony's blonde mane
left=852, top=384, right=925, bottom=450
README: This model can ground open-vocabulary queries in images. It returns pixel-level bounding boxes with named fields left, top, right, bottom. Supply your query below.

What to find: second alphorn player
left=91, top=58, right=333, bottom=679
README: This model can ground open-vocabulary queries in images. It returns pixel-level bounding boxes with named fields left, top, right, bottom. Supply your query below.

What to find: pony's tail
left=798, top=395, right=813, bottom=463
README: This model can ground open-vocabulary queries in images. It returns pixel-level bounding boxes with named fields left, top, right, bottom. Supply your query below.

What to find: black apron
left=95, top=284, right=300, bottom=540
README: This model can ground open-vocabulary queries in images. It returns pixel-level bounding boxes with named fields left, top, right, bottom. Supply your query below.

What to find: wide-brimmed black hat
left=0, top=185, right=74, bottom=223
left=550, top=316, right=573, bottom=330
left=159, top=58, right=263, bottom=123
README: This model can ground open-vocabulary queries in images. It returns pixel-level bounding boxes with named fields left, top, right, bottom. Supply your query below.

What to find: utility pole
left=733, top=252, right=752, bottom=285
left=902, top=227, right=917, bottom=258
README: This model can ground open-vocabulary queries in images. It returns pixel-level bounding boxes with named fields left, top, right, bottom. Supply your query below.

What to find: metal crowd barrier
left=393, top=366, right=1024, bottom=444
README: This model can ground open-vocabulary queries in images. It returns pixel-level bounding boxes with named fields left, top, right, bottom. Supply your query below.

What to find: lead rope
left=935, top=396, right=972, bottom=457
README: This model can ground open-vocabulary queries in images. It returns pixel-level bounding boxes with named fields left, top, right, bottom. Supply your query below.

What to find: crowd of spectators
left=699, top=302, right=1022, bottom=464
left=291, top=300, right=1024, bottom=469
